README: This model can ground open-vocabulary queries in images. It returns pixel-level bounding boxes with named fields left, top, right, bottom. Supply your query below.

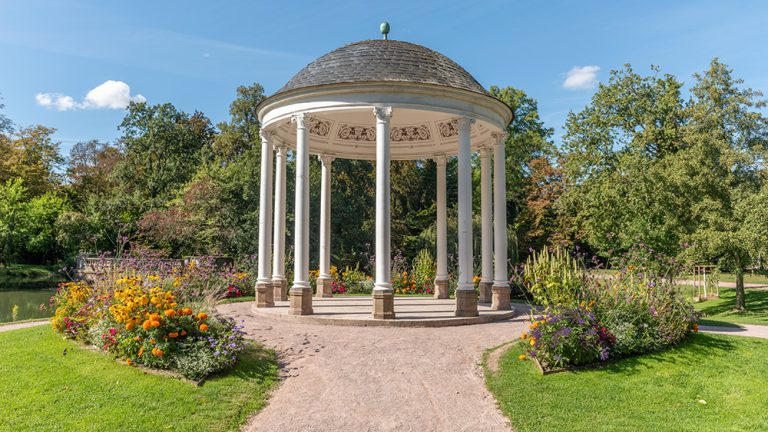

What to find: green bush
left=523, top=246, right=584, bottom=308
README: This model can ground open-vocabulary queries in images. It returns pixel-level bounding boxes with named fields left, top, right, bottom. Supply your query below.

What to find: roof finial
left=380, top=22, right=390, bottom=40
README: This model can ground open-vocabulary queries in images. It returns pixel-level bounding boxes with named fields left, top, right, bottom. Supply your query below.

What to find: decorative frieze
left=391, top=125, right=430, bottom=142
left=338, top=124, right=376, bottom=141
left=437, top=119, right=459, bottom=138
left=308, top=118, right=331, bottom=137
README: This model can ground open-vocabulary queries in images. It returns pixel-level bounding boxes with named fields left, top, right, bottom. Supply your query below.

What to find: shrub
left=523, top=246, right=584, bottom=308
left=50, top=264, right=249, bottom=380
left=524, top=306, right=615, bottom=369
left=341, top=266, right=368, bottom=294
left=584, top=277, right=698, bottom=357
left=411, top=249, right=436, bottom=288
left=521, top=247, right=699, bottom=369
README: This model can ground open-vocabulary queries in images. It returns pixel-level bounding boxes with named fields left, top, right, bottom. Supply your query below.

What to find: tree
left=0, top=125, right=64, bottom=196
left=489, top=86, right=555, bottom=261
left=680, top=59, right=768, bottom=310
left=115, top=102, right=214, bottom=207
left=65, top=140, right=122, bottom=210
left=559, top=64, right=690, bottom=259
left=0, top=179, right=26, bottom=265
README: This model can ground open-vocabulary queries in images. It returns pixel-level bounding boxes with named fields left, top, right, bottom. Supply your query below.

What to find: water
left=0, top=288, right=55, bottom=323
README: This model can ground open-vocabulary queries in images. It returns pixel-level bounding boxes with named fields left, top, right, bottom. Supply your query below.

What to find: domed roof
left=274, top=40, right=490, bottom=96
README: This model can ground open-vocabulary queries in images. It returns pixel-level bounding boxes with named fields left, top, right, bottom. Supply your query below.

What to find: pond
left=0, top=288, right=55, bottom=323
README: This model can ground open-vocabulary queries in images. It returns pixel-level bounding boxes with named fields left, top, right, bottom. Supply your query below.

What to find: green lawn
left=0, top=263, right=64, bottom=289
left=691, top=287, right=768, bottom=327
left=705, top=272, right=768, bottom=285
left=486, top=334, right=768, bottom=432
left=0, top=326, right=279, bottom=431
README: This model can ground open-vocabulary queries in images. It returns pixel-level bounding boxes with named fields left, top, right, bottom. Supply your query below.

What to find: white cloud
left=35, top=80, right=145, bottom=111
left=563, top=65, right=600, bottom=90
left=35, top=92, right=77, bottom=111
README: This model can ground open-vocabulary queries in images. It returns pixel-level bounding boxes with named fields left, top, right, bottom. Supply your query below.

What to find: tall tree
left=559, top=65, right=689, bottom=258
left=115, top=102, right=214, bottom=207
left=0, top=125, right=64, bottom=196
left=681, top=59, right=768, bottom=310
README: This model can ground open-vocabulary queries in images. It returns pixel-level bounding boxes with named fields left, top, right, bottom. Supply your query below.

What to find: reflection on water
left=0, top=288, right=55, bottom=323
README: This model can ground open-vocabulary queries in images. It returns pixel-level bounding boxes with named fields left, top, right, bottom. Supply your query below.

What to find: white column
left=316, top=154, right=334, bottom=298
left=255, top=130, right=274, bottom=307
left=479, top=145, right=493, bottom=303
left=456, top=117, right=478, bottom=316
left=457, top=117, right=474, bottom=292
left=373, top=106, right=394, bottom=319
left=492, top=132, right=511, bottom=310
left=289, top=113, right=312, bottom=315
left=271, top=142, right=288, bottom=301
left=433, top=155, right=449, bottom=298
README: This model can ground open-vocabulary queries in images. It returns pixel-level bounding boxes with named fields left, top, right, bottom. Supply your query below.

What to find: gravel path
left=0, top=319, right=48, bottom=333
left=218, top=301, right=529, bottom=432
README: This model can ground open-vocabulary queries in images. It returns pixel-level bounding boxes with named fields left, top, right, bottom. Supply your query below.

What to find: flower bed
left=519, top=247, right=699, bottom=372
left=50, top=260, right=251, bottom=381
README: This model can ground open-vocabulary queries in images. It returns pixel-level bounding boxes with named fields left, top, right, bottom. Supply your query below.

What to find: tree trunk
left=734, top=267, right=746, bottom=312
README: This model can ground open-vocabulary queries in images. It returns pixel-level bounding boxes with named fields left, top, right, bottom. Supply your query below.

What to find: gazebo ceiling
left=258, top=39, right=513, bottom=160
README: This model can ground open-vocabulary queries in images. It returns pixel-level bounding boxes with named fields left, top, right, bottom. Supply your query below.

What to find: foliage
left=50, top=258, right=255, bottom=379
left=524, top=305, right=614, bottom=369
left=522, top=247, right=697, bottom=368
left=583, top=276, right=698, bottom=357
left=522, top=246, right=584, bottom=307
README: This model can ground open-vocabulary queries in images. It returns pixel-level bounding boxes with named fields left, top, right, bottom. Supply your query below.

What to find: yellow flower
left=521, top=332, right=527, bottom=340
left=518, top=354, right=526, bottom=361
left=529, top=338, right=536, bottom=347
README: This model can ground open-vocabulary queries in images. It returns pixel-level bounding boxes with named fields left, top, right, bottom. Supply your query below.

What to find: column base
left=272, top=278, right=287, bottom=302
left=491, top=283, right=512, bottom=310
left=478, top=281, right=493, bottom=303
left=315, top=276, right=334, bottom=298
left=372, top=290, right=395, bottom=319
left=433, top=278, right=449, bottom=299
left=288, top=287, right=313, bottom=315
left=254, top=281, right=274, bottom=308
left=455, top=289, right=479, bottom=317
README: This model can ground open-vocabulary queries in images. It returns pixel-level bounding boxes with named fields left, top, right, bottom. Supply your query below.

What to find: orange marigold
left=199, top=324, right=209, bottom=332
left=164, top=309, right=176, bottom=317
left=168, top=332, right=179, bottom=338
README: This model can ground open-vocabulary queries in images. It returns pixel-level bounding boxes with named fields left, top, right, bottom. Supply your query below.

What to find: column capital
left=260, top=129, right=275, bottom=143
left=491, top=131, right=508, bottom=145
left=457, top=116, right=476, bottom=130
left=373, top=106, right=393, bottom=122
left=273, top=141, right=287, bottom=155
left=479, top=145, right=492, bottom=158
left=318, top=154, right=335, bottom=165
left=291, top=112, right=308, bottom=129
left=434, top=154, right=447, bottom=166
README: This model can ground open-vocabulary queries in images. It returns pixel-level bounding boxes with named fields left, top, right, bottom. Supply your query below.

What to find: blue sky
left=1, top=0, right=766, bottom=155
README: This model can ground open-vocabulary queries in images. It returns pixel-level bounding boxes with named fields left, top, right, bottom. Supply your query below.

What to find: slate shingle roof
left=275, top=40, right=489, bottom=96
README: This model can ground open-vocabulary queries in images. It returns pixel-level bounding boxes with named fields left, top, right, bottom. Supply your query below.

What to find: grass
left=0, top=263, right=64, bottom=289
left=0, top=326, right=279, bottom=432
left=486, top=333, right=768, bottom=432
left=689, top=287, right=768, bottom=327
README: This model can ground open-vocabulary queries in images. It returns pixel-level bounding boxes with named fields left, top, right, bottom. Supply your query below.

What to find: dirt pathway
left=0, top=319, right=48, bottom=333
left=218, top=301, right=529, bottom=432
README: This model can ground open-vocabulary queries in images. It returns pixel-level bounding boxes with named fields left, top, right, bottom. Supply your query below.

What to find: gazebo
left=253, top=28, right=513, bottom=320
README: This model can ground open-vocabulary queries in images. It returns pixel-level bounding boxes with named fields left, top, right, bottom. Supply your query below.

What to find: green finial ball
left=380, top=22, right=390, bottom=36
